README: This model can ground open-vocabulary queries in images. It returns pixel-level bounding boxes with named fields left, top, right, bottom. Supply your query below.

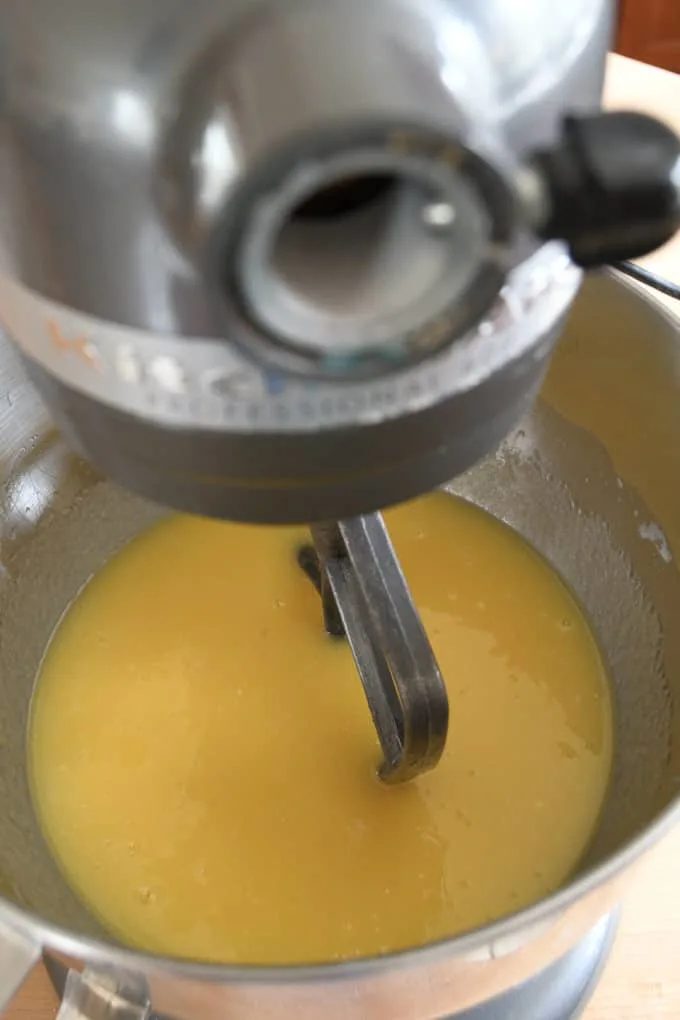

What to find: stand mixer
left=1, top=1, right=680, bottom=1017
left=1, top=0, right=680, bottom=783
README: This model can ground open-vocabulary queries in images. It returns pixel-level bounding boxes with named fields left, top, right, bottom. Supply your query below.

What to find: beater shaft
left=302, top=513, right=449, bottom=783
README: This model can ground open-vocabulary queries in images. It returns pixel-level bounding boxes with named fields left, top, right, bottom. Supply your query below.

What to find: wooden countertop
left=6, top=52, right=680, bottom=1020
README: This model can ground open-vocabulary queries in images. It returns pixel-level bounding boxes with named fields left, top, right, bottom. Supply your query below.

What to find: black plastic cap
left=532, top=111, right=680, bottom=268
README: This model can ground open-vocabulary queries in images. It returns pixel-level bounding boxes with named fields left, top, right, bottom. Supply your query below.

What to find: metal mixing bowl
left=0, top=273, right=679, bottom=1019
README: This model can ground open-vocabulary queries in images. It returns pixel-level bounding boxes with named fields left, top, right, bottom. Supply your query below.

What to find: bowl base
left=449, top=911, right=619, bottom=1020
left=43, top=912, right=618, bottom=1020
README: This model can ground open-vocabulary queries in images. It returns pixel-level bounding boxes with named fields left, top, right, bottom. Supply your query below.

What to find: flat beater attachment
left=298, top=513, right=449, bottom=783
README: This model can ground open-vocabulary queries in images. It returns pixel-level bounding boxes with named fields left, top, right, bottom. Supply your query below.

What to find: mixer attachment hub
left=298, top=513, right=448, bottom=783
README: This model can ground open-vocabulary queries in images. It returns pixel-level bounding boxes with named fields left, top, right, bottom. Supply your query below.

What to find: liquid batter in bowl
left=29, top=494, right=613, bottom=964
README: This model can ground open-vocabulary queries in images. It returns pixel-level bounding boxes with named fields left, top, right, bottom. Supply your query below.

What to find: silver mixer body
left=0, top=0, right=611, bottom=523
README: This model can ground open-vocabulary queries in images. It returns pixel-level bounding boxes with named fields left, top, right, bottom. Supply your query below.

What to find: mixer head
left=1, top=0, right=677, bottom=525
left=1, top=0, right=679, bottom=779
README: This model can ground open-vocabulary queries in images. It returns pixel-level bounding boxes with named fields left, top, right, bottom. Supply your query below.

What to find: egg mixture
left=29, top=494, right=613, bottom=964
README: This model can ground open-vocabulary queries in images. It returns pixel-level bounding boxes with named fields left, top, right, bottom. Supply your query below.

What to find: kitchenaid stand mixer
left=1, top=1, right=680, bottom=1017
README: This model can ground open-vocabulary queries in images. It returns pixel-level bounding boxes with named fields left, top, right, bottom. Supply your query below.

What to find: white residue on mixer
left=638, top=521, right=673, bottom=564
left=497, top=424, right=538, bottom=463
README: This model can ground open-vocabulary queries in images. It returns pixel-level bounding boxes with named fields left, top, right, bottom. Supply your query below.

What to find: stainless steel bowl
left=0, top=273, right=679, bottom=1019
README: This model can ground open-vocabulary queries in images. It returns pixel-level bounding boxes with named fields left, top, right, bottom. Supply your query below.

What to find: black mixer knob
left=525, top=111, right=680, bottom=267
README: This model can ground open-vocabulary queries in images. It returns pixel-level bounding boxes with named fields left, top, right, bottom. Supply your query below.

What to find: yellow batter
left=29, top=494, right=613, bottom=964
